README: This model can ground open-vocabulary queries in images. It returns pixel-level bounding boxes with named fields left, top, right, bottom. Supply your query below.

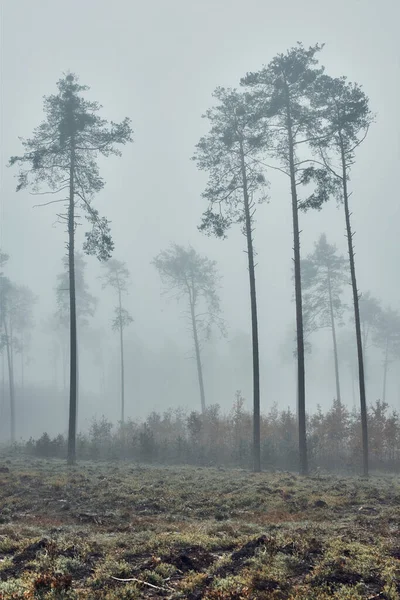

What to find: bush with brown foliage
left=24, top=393, right=400, bottom=472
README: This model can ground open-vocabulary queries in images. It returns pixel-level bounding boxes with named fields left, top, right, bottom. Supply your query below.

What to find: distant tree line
left=22, top=395, right=400, bottom=473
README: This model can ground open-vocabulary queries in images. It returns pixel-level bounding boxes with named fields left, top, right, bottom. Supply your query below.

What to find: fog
left=1, top=0, right=399, bottom=440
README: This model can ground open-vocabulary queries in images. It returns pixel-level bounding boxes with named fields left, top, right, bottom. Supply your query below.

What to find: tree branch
left=33, top=198, right=69, bottom=208
left=111, top=576, right=174, bottom=592
left=29, top=186, right=69, bottom=196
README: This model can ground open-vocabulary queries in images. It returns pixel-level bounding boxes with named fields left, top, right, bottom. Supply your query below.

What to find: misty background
left=0, top=0, right=399, bottom=439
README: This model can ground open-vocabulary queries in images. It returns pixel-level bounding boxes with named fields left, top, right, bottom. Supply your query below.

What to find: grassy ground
left=0, top=457, right=400, bottom=599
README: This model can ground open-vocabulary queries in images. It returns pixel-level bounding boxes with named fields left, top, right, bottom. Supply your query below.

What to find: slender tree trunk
left=239, top=139, right=261, bottom=473
left=339, top=133, right=368, bottom=477
left=62, top=340, right=67, bottom=390
left=382, top=336, right=389, bottom=403
left=67, top=147, right=78, bottom=465
left=189, top=298, right=206, bottom=414
left=53, top=343, right=58, bottom=389
left=118, top=289, right=125, bottom=424
left=10, top=321, right=16, bottom=440
left=285, top=90, right=308, bottom=475
left=350, top=364, right=356, bottom=409
left=10, top=321, right=14, bottom=383
left=120, top=326, right=125, bottom=424
left=99, top=350, right=106, bottom=400
left=327, top=272, right=341, bottom=402
left=1, top=352, right=4, bottom=414
left=361, top=325, right=368, bottom=380
left=20, top=338, right=24, bottom=392
left=3, top=319, right=15, bottom=443
left=76, top=333, right=79, bottom=431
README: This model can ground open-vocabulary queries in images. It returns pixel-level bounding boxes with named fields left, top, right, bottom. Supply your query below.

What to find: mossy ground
left=0, top=457, right=399, bottom=598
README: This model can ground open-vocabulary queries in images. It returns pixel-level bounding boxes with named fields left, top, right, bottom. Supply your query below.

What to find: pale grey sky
left=1, top=0, right=399, bottom=432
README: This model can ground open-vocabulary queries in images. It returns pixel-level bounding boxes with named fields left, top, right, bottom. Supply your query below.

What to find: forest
left=1, top=1, right=400, bottom=598
left=2, top=43, right=399, bottom=476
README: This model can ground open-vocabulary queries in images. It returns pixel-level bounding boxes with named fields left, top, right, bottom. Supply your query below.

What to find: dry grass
left=0, top=456, right=399, bottom=598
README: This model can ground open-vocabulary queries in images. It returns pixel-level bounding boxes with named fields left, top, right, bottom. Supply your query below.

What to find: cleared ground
left=0, top=457, right=399, bottom=598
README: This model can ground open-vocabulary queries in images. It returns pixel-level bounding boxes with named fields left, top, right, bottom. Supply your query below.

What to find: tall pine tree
left=193, top=88, right=268, bottom=471
left=9, top=73, right=132, bottom=463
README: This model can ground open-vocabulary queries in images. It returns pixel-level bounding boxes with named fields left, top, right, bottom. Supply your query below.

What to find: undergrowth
left=0, top=457, right=399, bottom=598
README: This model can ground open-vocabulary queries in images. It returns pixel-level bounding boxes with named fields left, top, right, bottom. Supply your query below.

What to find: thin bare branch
left=111, top=576, right=174, bottom=592
left=33, top=198, right=69, bottom=208
left=348, top=125, right=370, bottom=154
left=29, top=186, right=69, bottom=196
